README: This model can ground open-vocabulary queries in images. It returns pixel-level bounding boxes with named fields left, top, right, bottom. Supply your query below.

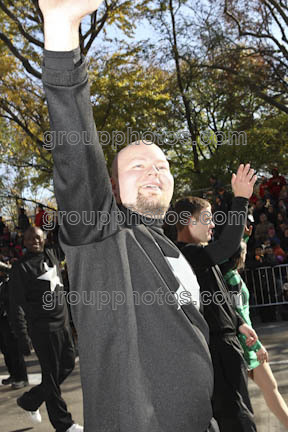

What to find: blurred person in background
left=253, top=200, right=265, bottom=225
left=0, top=216, right=6, bottom=236
left=278, top=199, right=287, bottom=217
left=279, top=185, right=288, bottom=202
left=17, top=208, right=30, bottom=233
left=0, top=261, right=28, bottom=389
left=259, top=177, right=270, bottom=200
left=35, top=204, right=48, bottom=230
left=281, top=228, right=288, bottom=253
left=267, top=169, right=286, bottom=201
left=254, top=213, right=270, bottom=242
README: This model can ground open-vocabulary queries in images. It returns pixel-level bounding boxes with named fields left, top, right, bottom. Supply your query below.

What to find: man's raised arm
left=204, top=164, right=257, bottom=264
left=40, top=0, right=117, bottom=246
left=182, top=164, right=257, bottom=268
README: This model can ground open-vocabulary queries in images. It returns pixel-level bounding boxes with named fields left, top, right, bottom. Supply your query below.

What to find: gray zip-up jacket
left=42, top=48, right=218, bottom=432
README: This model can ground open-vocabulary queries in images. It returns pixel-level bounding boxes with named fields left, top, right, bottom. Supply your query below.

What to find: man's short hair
left=174, top=196, right=210, bottom=232
left=24, top=225, right=44, bottom=239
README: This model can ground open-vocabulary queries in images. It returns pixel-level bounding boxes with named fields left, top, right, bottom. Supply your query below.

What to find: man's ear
left=189, top=216, right=197, bottom=226
left=178, top=218, right=195, bottom=243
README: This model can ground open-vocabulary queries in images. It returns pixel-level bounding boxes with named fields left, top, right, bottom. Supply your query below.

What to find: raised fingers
left=235, top=164, right=244, bottom=179
left=242, top=163, right=251, bottom=180
left=250, top=172, right=258, bottom=186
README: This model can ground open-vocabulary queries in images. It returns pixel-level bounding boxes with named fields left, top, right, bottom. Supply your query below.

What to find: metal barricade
left=243, top=264, right=288, bottom=308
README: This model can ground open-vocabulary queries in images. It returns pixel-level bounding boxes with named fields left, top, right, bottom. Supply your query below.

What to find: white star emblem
left=37, top=262, right=63, bottom=292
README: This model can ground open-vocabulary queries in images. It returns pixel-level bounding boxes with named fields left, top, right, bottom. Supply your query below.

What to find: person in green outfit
left=222, top=233, right=288, bottom=430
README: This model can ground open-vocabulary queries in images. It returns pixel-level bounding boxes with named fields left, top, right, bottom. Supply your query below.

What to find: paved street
left=248, top=320, right=288, bottom=432
left=0, top=355, right=83, bottom=432
left=0, top=320, right=287, bottom=432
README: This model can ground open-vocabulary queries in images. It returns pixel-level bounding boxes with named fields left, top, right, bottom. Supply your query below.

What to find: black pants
left=0, top=316, right=28, bottom=381
left=18, top=326, right=75, bottom=432
left=210, top=335, right=257, bottom=432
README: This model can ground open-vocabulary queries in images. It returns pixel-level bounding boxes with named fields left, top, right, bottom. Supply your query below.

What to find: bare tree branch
left=168, top=0, right=199, bottom=168
left=0, top=194, right=55, bottom=210
left=184, top=61, right=288, bottom=114
left=264, top=1, right=288, bottom=44
left=0, top=32, right=41, bottom=79
left=0, top=100, right=47, bottom=150
left=254, top=90, right=288, bottom=114
left=83, top=11, right=109, bottom=54
left=5, top=158, right=52, bottom=174
left=224, top=3, right=288, bottom=61
left=265, top=0, right=288, bottom=26
left=0, top=1, right=43, bottom=48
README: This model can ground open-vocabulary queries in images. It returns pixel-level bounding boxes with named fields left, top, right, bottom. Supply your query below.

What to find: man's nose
left=147, top=165, right=159, bottom=175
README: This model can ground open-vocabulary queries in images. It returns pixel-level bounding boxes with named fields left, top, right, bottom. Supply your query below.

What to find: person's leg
left=58, top=326, right=75, bottom=385
left=0, top=316, right=14, bottom=378
left=18, top=384, right=45, bottom=411
left=19, top=328, right=74, bottom=431
left=17, top=334, right=51, bottom=411
left=9, top=335, right=28, bottom=383
left=35, top=328, right=74, bottom=432
left=211, top=337, right=257, bottom=432
left=252, top=362, right=288, bottom=429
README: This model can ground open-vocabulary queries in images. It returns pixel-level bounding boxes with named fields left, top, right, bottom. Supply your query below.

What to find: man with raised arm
left=174, top=169, right=258, bottom=432
left=38, top=1, right=255, bottom=431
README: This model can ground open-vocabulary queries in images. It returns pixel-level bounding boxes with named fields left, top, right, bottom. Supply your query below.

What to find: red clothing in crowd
left=267, top=175, right=286, bottom=199
left=35, top=209, right=47, bottom=228
left=259, top=180, right=269, bottom=199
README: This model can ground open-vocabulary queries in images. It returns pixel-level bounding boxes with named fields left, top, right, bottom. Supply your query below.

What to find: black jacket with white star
left=8, top=248, right=69, bottom=337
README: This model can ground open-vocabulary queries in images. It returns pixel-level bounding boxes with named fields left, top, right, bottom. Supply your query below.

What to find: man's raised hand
left=231, top=164, right=257, bottom=199
left=39, top=0, right=104, bottom=23
left=39, top=0, right=105, bottom=51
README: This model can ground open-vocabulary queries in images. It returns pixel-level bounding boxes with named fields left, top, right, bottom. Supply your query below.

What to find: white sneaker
left=17, top=397, right=42, bottom=423
left=66, top=424, right=84, bottom=432
left=27, top=409, right=42, bottom=423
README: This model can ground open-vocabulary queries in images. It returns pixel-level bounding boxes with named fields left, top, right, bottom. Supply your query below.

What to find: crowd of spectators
left=205, top=168, right=288, bottom=322
left=206, top=168, right=288, bottom=268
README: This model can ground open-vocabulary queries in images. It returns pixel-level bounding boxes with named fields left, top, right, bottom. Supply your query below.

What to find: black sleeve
left=223, top=277, right=245, bottom=330
left=8, top=263, right=29, bottom=341
left=219, top=260, right=236, bottom=277
left=235, top=311, right=245, bottom=331
left=45, top=245, right=65, bottom=263
left=182, top=197, right=248, bottom=270
left=42, top=48, right=119, bottom=246
left=56, top=244, right=65, bottom=262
